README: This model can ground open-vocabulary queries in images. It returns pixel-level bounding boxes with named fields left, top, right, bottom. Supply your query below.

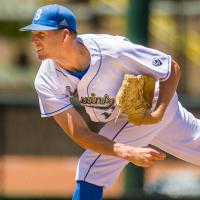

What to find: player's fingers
left=150, top=151, right=166, bottom=159
left=146, top=153, right=166, bottom=162
left=148, top=156, right=164, bottom=162
left=151, top=155, right=166, bottom=161
left=150, top=155, right=166, bottom=161
left=131, top=158, right=155, bottom=168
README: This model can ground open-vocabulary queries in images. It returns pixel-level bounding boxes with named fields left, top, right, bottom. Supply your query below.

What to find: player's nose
left=31, top=37, right=40, bottom=46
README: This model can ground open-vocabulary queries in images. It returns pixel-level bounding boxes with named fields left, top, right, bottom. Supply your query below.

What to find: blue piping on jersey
left=55, top=37, right=102, bottom=121
left=83, top=121, right=128, bottom=181
left=56, top=69, right=68, bottom=76
left=86, top=37, right=103, bottom=122
left=41, top=103, right=72, bottom=116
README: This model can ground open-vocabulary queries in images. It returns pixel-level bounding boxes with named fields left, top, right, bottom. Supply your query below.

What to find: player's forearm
left=53, top=109, right=129, bottom=158
left=141, top=60, right=181, bottom=125
left=155, top=60, right=181, bottom=115
left=72, top=130, right=166, bottom=167
left=54, top=109, right=132, bottom=158
left=72, top=128, right=131, bottom=158
left=54, top=110, right=166, bottom=166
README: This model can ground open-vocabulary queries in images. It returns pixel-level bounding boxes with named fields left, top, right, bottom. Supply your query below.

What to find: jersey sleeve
left=34, top=61, right=73, bottom=118
left=119, top=38, right=172, bottom=81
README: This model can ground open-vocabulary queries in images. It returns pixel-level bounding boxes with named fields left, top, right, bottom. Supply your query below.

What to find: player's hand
left=127, top=147, right=166, bottom=167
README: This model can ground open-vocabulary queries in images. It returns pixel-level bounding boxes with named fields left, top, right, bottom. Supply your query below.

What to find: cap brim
left=20, top=24, right=59, bottom=31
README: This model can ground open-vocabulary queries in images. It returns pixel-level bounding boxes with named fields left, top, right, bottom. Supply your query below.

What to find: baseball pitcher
left=20, top=4, right=200, bottom=200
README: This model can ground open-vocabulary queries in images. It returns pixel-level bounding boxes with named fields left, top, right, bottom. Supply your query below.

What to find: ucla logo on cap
left=152, top=57, right=162, bottom=66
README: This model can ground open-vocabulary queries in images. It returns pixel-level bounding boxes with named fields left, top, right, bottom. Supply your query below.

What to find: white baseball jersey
left=35, top=34, right=200, bottom=188
left=35, top=34, right=173, bottom=122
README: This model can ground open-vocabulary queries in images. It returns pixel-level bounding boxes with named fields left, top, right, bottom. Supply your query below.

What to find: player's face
left=32, top=30, right=61, bottom=60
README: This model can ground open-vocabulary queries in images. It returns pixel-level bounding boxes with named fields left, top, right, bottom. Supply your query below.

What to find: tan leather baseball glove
left=116, top=74, right=155, bottom=125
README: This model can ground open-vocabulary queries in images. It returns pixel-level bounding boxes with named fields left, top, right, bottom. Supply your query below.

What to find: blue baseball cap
left=20, top=4, right=77, bottom=32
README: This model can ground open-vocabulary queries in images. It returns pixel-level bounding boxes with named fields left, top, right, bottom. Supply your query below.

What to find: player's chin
left=37, top=53, right=47, bottom=61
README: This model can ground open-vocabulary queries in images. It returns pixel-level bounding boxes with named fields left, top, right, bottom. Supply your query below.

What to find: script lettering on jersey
left=80, top=93, right=115, bottom=109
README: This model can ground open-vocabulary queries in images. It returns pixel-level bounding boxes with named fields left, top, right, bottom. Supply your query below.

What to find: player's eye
left=32, top=32, right=45, bottom=39
left=34, top=32, right=46, bottom=39
left=39, top=33, right=45, bottom=38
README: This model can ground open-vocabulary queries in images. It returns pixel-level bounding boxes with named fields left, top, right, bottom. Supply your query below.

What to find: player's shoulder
left=78, top=33, right=133, bottom=56
left=78, top=33, right=112, bottom=40
left=78, top=33, right=129, bottom=45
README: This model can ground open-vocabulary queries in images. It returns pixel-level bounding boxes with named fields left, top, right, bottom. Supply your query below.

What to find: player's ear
left=62, top=29, right=70, bottom=42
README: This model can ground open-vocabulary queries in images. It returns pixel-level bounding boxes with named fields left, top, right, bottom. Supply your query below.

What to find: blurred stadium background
left=1, top=0, right=200, bottom=199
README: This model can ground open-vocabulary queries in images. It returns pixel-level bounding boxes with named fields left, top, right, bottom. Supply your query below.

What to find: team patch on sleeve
left=152, top=57, right=163, bottom=67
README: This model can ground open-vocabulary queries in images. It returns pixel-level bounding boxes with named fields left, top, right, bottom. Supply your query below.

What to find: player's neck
left=54, top=40, right=90, bottom=72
